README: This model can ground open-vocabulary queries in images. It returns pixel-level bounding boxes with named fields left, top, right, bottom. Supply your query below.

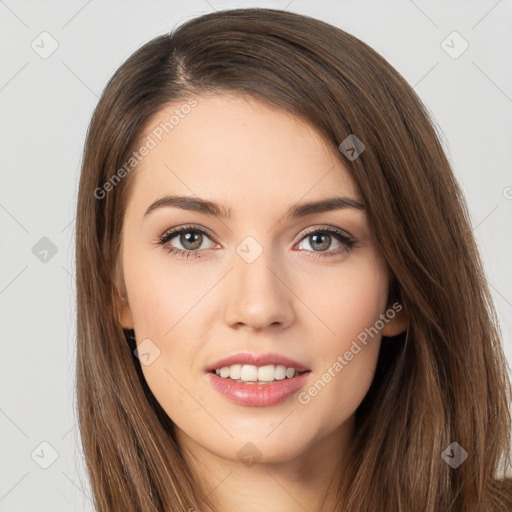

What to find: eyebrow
left=143, top=194, right=365, bottom=220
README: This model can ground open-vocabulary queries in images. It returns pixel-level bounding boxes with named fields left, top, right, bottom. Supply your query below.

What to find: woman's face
left=117, top=93, right=402, bottom=465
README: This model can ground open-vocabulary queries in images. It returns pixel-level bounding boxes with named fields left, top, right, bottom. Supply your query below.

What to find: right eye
left=157, top=225, right=218, bottom=259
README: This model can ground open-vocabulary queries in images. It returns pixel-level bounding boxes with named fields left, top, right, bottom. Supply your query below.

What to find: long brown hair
left=75, top=8, right=512, bottom=511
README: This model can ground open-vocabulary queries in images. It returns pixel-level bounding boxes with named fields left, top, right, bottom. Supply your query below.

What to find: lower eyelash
left=156, top=227, right=356, bottom=259
left=164, top=246, right=201, bottom=259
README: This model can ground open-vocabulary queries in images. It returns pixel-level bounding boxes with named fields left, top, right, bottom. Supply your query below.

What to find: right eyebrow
left=144, top=195, right=232, bottom=219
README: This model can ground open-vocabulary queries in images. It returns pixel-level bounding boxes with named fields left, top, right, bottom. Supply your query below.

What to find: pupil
left=181, top=232, right=202, bottom=250
left=311, top=233, right=330, bottom=251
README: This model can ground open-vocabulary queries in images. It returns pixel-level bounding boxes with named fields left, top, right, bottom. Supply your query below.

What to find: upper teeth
left=215, top=364, right=301, bottom=382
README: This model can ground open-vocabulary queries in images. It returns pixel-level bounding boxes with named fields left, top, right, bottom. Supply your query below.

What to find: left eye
left=298, top=232, right=341, bottom=251
left=295, top=228, right=355, bottom=257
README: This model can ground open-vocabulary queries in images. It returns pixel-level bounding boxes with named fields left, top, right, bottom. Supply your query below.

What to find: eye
left=295, top=227, right=356, bottom=258
left=155, top=225, right=357, bottom=260
left=156, top=225, right=217, bottom=259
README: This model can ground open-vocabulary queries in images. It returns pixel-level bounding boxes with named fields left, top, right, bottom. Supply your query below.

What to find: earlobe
left=382, top=306, right=408, bottom=337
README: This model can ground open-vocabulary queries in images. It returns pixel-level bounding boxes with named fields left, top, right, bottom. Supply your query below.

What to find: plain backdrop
left=1, top=1, right=511, bottom=510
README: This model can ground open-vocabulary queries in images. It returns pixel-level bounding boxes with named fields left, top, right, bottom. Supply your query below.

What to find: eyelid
left=158, top=223, right=217, bottom=243
left=297, top=224, right=353, bottom=241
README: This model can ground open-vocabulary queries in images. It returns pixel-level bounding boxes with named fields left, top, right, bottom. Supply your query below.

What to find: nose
left=223, top=245, right=295, bottom=331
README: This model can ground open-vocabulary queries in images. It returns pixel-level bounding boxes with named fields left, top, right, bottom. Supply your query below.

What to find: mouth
left=207, top=366, right=313, bottom=407
left=208, top=364, right=311, bottom=385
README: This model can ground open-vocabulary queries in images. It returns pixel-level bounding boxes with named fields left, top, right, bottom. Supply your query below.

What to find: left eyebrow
left=143, top=194, right=365, bottom=220
left=284, top=196, right=365, bottom=218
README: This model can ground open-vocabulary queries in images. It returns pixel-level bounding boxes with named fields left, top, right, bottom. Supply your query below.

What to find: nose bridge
left=223, top=235, right=294, bottom=329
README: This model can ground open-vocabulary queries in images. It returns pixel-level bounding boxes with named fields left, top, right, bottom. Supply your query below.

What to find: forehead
left=128, top=93, right=360, bottom=210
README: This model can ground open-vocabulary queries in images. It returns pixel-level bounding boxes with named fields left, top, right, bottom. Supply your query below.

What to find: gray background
left=1, top=0, right=511, bottom=510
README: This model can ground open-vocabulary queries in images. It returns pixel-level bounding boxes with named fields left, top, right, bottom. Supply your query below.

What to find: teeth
left=214, top=364, right=302, bottom=383
left=274, top=365, right=286, bottom=380
left=257, top=365, right=275, bottom=382
left=229, top=364, right=242, bottom=380
left=241, top=364, right=258, bottom=382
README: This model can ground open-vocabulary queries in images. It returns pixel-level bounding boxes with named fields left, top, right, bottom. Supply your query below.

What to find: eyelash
left=155, top=224, right=357, bottom=260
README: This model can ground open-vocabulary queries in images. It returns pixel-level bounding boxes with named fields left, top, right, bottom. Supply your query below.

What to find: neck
left=176, top=416, right=354, bottom=512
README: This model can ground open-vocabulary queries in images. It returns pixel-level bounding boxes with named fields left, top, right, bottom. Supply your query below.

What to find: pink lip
left=205, top=352, right=311, bottom=373
left=207, top=371, right=312, bottom=407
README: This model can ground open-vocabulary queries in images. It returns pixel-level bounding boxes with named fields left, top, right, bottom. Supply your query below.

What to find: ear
left=113, top=267, right=134, bottom=329
left=381, top=303, right=408, bottom=337
left=116, top=296, right=135, bottom=329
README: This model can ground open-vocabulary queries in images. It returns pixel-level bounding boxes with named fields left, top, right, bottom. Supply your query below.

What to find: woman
left=75, top=7, right=512, bottom=511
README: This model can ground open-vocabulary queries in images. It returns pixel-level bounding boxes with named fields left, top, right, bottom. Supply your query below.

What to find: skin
left=116, top=94, right=407, bottom=512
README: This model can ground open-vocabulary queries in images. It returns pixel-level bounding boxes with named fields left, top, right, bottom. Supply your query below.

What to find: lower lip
left=206, top=371, right=312, bottom=407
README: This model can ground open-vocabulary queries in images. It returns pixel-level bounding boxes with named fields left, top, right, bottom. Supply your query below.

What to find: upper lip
left=205, top=352, right=311, bottom=373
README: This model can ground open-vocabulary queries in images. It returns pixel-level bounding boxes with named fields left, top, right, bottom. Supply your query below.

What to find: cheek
left=295, top=250, right=389, bottom=348
left=124, top=246, right=200, bottom=340
left=122, top=249, right=210, bottom=401
left=293, top=253, right=388, bottom=420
